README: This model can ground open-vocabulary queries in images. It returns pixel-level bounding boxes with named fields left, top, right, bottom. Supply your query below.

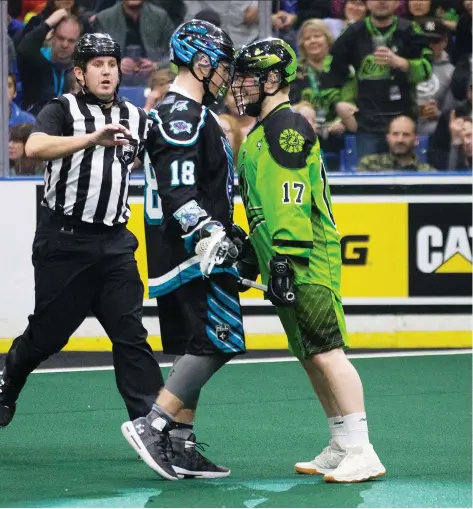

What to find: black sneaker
left=0, top=403, right=16, bottom=428
left=121, top=417, right=179, bottom=481
left=0, top=377, right=17, bottom=428
left=170, top=431, right=231, bottom=479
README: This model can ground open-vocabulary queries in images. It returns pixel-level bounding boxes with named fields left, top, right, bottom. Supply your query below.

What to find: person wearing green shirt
left=232, top=38, right=385, bottom=483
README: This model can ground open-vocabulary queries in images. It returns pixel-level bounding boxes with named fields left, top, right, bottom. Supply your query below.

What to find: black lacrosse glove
left=236, top=237, right=260, bottom=292
left=267, top=255, right=296, bottom=307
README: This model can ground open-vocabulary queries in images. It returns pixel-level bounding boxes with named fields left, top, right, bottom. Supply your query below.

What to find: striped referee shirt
left=31, top=92, right=148, bottom=226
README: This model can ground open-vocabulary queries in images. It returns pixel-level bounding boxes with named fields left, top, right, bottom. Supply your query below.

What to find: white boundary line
left=30, top=349, right=472, bottom=374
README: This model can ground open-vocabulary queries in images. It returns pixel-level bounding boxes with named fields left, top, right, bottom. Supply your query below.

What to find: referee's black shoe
left=169, top=430, right=231, bottom=479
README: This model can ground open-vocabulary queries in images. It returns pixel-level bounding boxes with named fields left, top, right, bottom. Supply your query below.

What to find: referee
left=0, top=33, right=164, bottom=428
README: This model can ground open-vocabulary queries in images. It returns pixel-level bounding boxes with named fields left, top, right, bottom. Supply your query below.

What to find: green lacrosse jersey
left=237, top=102, right=342, bottom=297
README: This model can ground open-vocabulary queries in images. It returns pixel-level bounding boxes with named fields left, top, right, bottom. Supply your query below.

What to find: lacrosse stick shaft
left=239, top=278, right=267, bottom=292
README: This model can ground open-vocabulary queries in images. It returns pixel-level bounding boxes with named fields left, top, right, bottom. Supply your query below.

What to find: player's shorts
left=276, top=284, right=348, bottom=359
left=157, top=273, right=246, bottom=357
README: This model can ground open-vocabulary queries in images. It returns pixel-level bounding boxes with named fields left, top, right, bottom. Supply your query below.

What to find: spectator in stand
left=416, top=18, right=455, bottom=136
left=143, top=67, right=176, bottom=112
left=292, top=100, right=317, bottom=131
left=271, top=0, right=332, bottom=34
left=219, top=114, right=243, bottom=167
left=9, top=123, right=44, bottom=177
left=331, top=0, right=407, bottom=17
left=21, top=0, right=48, bottom=21
left=429, top=62, right=472, bottom=168
left=93, top=0, right=186, bottom=26
left=185, top=1, right=259, bottom=49
left=324, top=0, right=368, bottom=40
left=8, top=4, right=25, bottom=43
left=93, top=0, right=174, bottom=86
left=17, top=10, right=81, bottom=115
left=8, top=74, right=36, bottom=128
left=448, top=115, right=473, bottom=169
left=320, top=0, right=433, bottom=159
left=405, top=0, right=438, bottom=21
left=453, top=0, right=472, bottom=64
left=194, top=8, right=222, bottom=27
left=357, top=115, right=436, bottom=171
left=7, top=36, right=16, bottom=71
left=290, top=19, right=355, bottom=156
left=20, top=0, right=93, bottom=40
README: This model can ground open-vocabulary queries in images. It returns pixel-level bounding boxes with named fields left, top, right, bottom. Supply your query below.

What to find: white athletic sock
left=344, top=412, right=370, bottom=446
left=328, top=416, right=347, bottom=448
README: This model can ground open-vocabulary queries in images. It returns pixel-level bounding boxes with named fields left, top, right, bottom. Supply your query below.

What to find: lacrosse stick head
left=195, top=226, right=227, bottom=277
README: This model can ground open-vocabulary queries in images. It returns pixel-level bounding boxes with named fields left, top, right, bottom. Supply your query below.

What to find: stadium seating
left=343, top=135, right=430, bottom=171
left=120, top=86, right=146, bottom=109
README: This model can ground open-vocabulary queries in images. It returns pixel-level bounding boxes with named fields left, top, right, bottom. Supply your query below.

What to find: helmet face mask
left=232, top=72, right=265, bottom=117
left=231, top=38, right=297, bottom=117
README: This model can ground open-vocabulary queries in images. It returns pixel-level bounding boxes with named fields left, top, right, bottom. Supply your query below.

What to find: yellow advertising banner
left=128, top=201, right=409, bottom=301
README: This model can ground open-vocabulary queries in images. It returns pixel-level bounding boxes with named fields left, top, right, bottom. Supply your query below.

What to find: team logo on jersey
left=358, top=55, right=390, bottom=80
left=170, top=100, right=189, bottom=113
left=118, top=138, right=138, bottom=167
left=215, top=324, right=230, bottom=342
left=279, top=129, right=304, bottom=153
left=169, top=120, right=193, bottom=134
left=173, top=200, right=207, bottom=232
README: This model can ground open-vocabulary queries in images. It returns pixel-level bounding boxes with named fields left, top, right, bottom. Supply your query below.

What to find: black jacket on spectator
left=428, top=100, right=472, bottom=169
left=95, top=0, right=186, bottom=26
left=272, top=0, right=331, bottom=29
left=17, top=22, right=72, bottom=115
left=453, top=11, right=472, bottom=65
left=321, top=17, right=432, bottom=134
left=93, top=1, right=175, bottom=63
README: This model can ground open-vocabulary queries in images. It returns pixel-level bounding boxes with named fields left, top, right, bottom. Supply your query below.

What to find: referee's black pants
left=2, top=208, right=163, bottom=419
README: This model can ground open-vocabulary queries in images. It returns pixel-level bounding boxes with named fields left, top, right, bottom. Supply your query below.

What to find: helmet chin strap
left=190, top=65, right=219, bottom=106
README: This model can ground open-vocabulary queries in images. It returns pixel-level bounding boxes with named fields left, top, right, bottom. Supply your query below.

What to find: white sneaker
left=295, top=439, right=346, bottom=475
left=324, top=443, right=386, bottom=483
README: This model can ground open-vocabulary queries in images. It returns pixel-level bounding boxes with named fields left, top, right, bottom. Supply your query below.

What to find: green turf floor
left=0, top=354, right=471, bottom=508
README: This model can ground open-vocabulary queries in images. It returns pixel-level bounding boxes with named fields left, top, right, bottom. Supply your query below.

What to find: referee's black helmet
left=73, top=33, right=122, bottom=70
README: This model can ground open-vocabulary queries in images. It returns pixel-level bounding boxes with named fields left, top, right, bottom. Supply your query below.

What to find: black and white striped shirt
left=31, top=92, right=148, bottom=226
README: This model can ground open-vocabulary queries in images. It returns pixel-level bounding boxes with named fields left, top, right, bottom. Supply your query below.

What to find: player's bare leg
left=294, top=358, right=348, bottom=475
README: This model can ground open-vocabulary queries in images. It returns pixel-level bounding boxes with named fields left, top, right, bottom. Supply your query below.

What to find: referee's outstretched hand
left=89, top=125, right=133, bottom=148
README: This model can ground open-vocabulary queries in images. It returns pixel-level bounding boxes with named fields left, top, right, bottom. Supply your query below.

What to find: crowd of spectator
left=5, top=0, right=473, bottom=176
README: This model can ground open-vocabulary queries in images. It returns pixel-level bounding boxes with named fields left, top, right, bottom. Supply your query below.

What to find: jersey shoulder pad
left=148, top=95, right=207, bottom=147
left=264, top=107, right=317, bottom=169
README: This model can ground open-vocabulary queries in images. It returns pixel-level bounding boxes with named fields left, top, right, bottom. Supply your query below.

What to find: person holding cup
left=319, top=0, right=433, bottom=159
left=416, top=17, right=455, bottom=136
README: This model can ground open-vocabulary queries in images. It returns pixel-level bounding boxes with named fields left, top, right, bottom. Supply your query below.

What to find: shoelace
left=172, top=436, right=212, bottom=467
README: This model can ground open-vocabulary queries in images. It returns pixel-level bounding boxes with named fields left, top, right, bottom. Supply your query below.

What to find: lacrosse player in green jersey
left=231, top=38, right=385, bottom=483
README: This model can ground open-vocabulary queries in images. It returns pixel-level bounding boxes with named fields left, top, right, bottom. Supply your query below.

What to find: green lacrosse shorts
left=276, top=284, right=349, bottom=359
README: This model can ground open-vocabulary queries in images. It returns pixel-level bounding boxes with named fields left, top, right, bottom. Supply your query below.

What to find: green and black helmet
left=232, top=38, right=297, bottom=117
